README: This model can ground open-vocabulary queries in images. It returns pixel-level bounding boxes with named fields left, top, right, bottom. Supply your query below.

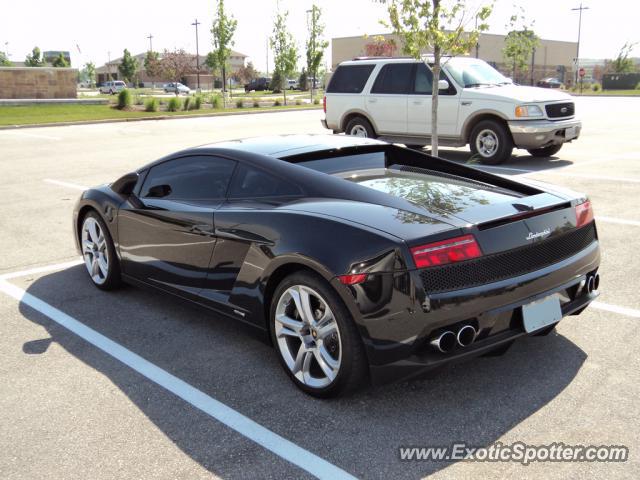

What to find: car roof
left=195, top=134, right=386, bottom=158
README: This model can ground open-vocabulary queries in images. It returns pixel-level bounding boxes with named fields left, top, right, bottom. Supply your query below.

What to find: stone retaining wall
left=0, top=67, right=77, bottom=99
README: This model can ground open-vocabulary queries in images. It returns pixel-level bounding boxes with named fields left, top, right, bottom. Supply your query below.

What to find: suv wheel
left=270, top=271, right=368, bottom=397
left=345, top=117, right=376, bottom=138
left=527, top=144, right=563, bottom=158
left=469, top=119, right=513, bottom=165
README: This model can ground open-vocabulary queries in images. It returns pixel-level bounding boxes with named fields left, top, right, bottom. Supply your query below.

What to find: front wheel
left=80, top=211, right=121, bottom=290
left=270, top=272, right=368, bottom=397
left=469, top=119, right=513, bottom=165
left=345, top=116, right=376, bottom=138
left=527, top=144, right=563, bottom=157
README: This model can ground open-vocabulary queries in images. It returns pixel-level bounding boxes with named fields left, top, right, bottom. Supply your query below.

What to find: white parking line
left=478, top=165, right=640, bottom=183
left=595, top=216, right=640, bottom=227
left=592, top=301, right=640, bottom=318
left=0, top=263, right=356, bottom=480
left=44, top=179, right=89, bottom=190
left=0, top=259, right=83, bottom=281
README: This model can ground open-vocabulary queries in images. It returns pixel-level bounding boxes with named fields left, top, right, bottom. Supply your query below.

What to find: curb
left=0, top=106, right=323, bottom=130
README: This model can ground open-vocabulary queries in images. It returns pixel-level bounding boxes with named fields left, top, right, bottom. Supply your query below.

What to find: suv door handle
left=461, top=101, right=472, bottom=106
left=412, top=100, right=423, bottom=105
left=367, top=98, right=377, bottom=103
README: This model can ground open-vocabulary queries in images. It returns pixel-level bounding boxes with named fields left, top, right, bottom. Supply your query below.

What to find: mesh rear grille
left=545, top=102, right=575, bottom=118
left=419, top=223, right=596, bottom=294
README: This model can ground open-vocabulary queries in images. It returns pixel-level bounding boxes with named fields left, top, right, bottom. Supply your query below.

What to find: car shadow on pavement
left=18, top=265, right=587, bottom=480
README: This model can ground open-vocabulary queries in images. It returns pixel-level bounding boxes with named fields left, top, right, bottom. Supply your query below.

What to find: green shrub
left=183, top=96, right=191, bottom=111
left=134, top=94, right=144, bottom=106
left=210, top=94, right=222, bottom=109
left=158, top=98, right=165, bottom=105
left=116, top=89, right=132, bottom=110
left=193, top=95, right=203, bottom=110
left=295, top=99, right=302, bottom=105
left=273, top=99, right=281, bottom=107
left=253, top=99, right=260, bottom=108
left=236, top=98, right=244, bottom=108
left=636, top=82, right=640, bottom=90
left=144, top=98, right=158, bottom=112
left=313, top=97, right=320, bottom=105
left=591, top=83, right=601, bottom=92
left=167, top=97, right=181, bottom=112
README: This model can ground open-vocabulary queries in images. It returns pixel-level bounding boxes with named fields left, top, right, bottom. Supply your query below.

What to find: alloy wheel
left=81, top=217, right=109, bottom=285
left=475, top=128, right=500, bottom=157
left=350, top=124, right=368, bottom=137
left=274, top=285, right=342, bottom=388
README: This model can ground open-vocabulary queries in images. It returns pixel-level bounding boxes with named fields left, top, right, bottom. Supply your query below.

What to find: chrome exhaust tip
left=587, top=275, right=596, bottom=294
left=593, top=273, right=600, bottom=292
left=430, top=331, right=456, bottom=353
left=457, top=325, right=477, bottom=347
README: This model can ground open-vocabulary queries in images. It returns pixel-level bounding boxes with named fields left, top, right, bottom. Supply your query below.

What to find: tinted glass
left=326, top=64, right=375, bottom=93
left=413, top=63, right=433, bottom=94
left=371, top=63, right=414, bottom=94
left=297, top=152, right=387, bottom=174
left=142, top=156, right=236, bottom=201
left=228, top=164, right=302, bottom=198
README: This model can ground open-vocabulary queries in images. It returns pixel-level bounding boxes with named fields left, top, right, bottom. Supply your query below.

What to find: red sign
left=579, top=67, right=586, bottom=77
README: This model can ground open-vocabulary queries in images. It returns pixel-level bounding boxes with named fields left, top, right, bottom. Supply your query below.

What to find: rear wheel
left=345, top=116, right=376, bottom=138
left=527, top=144, right=563, bottom=157
left=80, top=211, right=121, bottom=290
left=269, top=271, right=368, bottom=397
left=469, top=119, right=513, bottom=165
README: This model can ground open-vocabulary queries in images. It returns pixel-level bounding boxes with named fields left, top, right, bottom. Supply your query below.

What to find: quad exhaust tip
left=430, top=331, right=456, bottom=353
left=457, top=325, right=477, bottom=348
left=587, top=273, right=600, bottom=294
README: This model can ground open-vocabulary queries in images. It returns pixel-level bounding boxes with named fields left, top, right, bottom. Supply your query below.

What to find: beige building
left=331, top=32, right=578, bottom=86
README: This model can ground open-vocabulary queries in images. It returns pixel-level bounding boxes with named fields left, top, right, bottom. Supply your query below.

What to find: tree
left=233, top=61, right=258, bottom=84
left=502, top=7, right=539, bottom=83
left=0, top=52, right=11, bottom=66
left=160, top=49, right=193, bottom=94
left=144, top=51, right=162, bottom=88
left=306, top=4, right=329, bottom=99
left=363, top=35, right=397, bottom=57
left=380, top=0, right=492, bottom=157
left=25, top=47, right=45, bottom=67
left=298, top=68, right=308, bottom=91
left=611, top=42, right=637, bottom=74
left=118, top=49, right=138, bottom=85
left=271, top=9, right=299, bottom=105
left=52, top=53, right=69, bottom=68
left=82, top=62, right=96, bottom=87
left=210, top=0, right=237, bottom=102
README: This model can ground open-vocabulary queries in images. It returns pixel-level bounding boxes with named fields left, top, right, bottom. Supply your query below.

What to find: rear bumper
left=508, top=118, right=582, bottom=149
left=351, top=239, right=600, bottom=385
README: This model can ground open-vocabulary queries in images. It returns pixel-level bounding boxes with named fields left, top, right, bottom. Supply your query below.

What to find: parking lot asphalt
left=1, top=99, right=639, bottom=479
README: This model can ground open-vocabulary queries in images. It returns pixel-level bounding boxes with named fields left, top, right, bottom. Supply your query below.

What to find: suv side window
left=141, top=156, right=236, bottom=201
left=228, top=164, right=303, bottom=199
left=326, top=64, right=375, bottom=93
left=371, top=63, right=414, bottom=94
left=412, top=63, right=433, bottom=94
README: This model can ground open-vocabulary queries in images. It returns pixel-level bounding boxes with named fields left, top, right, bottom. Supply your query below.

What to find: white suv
left=99, top=80, right=126, bottom=95
left=322, top=57, right=581, bottom=164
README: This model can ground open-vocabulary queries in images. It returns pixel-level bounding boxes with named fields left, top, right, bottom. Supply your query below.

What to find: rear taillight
left=411, top=234, right=482, bottom=268
left=323, top=95, right=326, bottom=113
left=575, top=200, right=594, bottom=228
left=338, top=273, right=368, bottom=285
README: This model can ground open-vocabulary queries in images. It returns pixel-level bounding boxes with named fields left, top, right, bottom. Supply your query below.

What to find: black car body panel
left=73, top=135, right=600, bottom=385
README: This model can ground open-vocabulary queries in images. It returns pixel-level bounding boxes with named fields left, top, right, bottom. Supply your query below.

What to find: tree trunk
left=222, top=66, right=227, bottom=108
left=283, top=83, right=287, bottom=106
left=431, top=45, right=441, bottom=158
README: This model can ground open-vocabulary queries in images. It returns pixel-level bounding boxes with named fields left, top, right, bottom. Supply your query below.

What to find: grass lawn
left=572, top=89, right=640, bottom=96
left=0, top=103, right=322, bottom=126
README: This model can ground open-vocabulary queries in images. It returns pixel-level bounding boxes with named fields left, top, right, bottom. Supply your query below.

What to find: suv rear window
left=326, top=64, right=375, bottom=93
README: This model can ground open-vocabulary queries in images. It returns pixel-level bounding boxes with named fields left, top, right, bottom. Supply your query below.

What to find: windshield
left=444, top=59, right=509, bottom=88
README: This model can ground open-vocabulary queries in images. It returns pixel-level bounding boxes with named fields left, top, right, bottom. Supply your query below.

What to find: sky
left=1, top=0, right=638, bottom=71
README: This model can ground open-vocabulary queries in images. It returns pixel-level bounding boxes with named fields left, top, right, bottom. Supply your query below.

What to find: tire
left=269, top=271, right=368, bottom=397
left=80, top=211, right=122, bottom=291
left=469, top=119, right=513, bottom=165
left=527, top=144, right=563, bottom=157
left=345, top=116, right=376, bottom=138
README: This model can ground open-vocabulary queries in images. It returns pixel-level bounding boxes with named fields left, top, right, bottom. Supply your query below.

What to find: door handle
left=412, top=100, right=423, bottom=105
left=367, top=98, right=377, bottom=103
left=461, top=101, right=472, bottom=106
left=189, top=224, right=215, bottom=237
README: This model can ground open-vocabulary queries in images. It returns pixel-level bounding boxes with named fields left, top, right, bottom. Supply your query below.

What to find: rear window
left=296, top=151, right=387, bottom=174
left=371, top=63, right=414, bottom=94
left=326, top=64, right=375, bottom=93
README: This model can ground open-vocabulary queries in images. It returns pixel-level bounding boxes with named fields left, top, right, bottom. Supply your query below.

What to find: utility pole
left=107, top=51, right=112, bottom=81
left=571, top=3, right=589, bottom=86
left=146, top=34, right=153, bottom=52
left=474, top=17, right=479, bottom=58
left=4, top=41, right=8, bottom=58
left=266, top=38, right=269, bottom=76
left=306, top=7, right=316, bottom=101
left=191, top=19, right=201, bottom=90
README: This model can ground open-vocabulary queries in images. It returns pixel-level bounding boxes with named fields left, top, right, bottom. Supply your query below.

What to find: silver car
left=99, top=81, right=126, bottom=94
left=163, top=82, right=191, bottom=94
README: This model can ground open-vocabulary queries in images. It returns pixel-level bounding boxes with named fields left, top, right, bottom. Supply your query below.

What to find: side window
left=413, top=63, right=433, bottom=94
left=141, top=156, right=236, bottom=201
left=228, top=164, right=302, bottom=199
left=371, top=63, right=414, bottom=94
left=326, top=64, right=375, bottom=93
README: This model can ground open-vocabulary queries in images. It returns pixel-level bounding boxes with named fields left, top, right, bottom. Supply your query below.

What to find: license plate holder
left=565, top=126, right=577, bottom=140
left=522, top=295, right=562, bottom=333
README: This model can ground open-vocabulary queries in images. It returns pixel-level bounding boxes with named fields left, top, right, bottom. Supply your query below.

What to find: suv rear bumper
left=508, top=118, right=582, bottom=149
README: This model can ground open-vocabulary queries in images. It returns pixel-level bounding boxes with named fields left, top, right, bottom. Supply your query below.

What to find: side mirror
left=146, top=184, right=172, bottom=198
left=111, top=172, right=139, bottom=195
left=438, top=79, right=450, bottom=91
left=504, top=77, right=514, bottom=84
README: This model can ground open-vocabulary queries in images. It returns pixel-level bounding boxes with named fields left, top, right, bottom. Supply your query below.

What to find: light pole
left=107, top=51, right=112, bottom=81
left=191, top=19, right=201, bottom=90
left=306, top=7, right=316, bottom=101
left=571, top=3, right=589, bottom=86
left=4, top=41, right=8, bottom=58
left=146, top=34, right=153, bottom=52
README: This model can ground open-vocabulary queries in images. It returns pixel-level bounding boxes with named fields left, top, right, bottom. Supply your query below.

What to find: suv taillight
left=323, top=95, right=326, bottom=113
left=575, top=200, right=594, bottom=228
left=411, top=235, right=482, bottom=268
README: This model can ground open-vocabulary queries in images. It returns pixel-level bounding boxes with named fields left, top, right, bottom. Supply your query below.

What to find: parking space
left=1, top=100, right=639, bottom=478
